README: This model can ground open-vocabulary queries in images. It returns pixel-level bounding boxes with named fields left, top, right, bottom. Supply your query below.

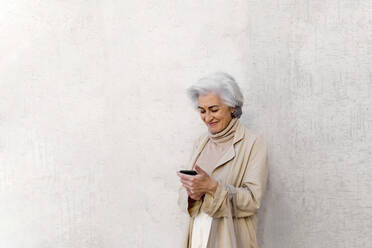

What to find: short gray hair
left=187, top=72, right=244, bottom=118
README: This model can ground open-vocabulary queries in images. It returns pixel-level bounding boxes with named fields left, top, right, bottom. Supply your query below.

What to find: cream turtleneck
left=209, top=117, right=238, bottom=143
left=195, top=117, right=239, bottom=176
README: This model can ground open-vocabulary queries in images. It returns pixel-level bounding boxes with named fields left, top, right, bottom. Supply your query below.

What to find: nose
left=205, top=112, right=213, bottom=122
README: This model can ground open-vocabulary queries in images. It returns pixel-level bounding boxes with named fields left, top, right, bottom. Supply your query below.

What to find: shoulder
left=193, top=132, right=208, bottom=147
left=238, top=123, right=267, bottom=149
left=196, top=132, right=208, bottom=143
left=190, top=132, right=208, bottom=152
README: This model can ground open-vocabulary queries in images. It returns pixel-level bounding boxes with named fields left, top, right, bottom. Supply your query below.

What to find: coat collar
left=189, top=119, right=245, bottom=174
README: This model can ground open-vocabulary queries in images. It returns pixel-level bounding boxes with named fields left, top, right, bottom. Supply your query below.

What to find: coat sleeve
left=201, top=135, right=268, bottom=218
left=178, top=186, right=203, bottom=217
left=177, top=135, right=204, bottom=217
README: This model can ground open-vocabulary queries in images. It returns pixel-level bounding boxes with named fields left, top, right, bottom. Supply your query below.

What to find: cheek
left=218, top=112, right=230, bottom=123
left=216, top=112, right=225, bottom=120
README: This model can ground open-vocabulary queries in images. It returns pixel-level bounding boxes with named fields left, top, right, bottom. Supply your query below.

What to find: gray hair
left=187, top=72, right=244, bottom=118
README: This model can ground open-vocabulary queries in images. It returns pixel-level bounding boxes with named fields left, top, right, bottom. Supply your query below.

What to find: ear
left=230, top=107, right=236, bottom=117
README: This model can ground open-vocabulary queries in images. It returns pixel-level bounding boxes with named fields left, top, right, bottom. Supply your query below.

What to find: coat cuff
left=178, top=187, right=202, bottom=217
left=201, top=181, right=228, bottom=216
left=188, top=197, right=202, bottom=217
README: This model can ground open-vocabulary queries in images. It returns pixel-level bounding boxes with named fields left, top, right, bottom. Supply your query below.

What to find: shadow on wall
left=257, top=164, right=299, bottom=247
left=257, top=169, right=272, bottom=247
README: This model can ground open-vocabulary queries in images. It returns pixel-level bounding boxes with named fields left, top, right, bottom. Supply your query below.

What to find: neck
left=208, top=118, right=239, bottom=144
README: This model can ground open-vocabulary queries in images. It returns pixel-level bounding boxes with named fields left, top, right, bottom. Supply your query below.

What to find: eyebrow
left=197, top=105, right=219, bottom=109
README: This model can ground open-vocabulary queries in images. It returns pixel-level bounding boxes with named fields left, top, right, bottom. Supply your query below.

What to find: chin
left=209, top=127, right=221, bottom=134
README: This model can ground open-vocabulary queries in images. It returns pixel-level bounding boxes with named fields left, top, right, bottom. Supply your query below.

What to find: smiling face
left=197, top=92, right=235, bottom=134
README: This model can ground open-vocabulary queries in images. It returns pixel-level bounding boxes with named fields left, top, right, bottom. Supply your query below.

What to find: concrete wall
left=1, top=1, right=371, bottom=247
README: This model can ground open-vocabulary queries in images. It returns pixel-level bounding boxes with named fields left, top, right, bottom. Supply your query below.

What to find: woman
left=177, top=72, right=268, bottom=248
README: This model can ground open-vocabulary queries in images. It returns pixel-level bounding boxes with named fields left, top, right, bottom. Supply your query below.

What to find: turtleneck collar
left=208, top=117, right=239, bottom=144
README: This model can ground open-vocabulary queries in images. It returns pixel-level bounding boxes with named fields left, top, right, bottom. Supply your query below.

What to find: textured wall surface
left=1, top=1, right=371, bottom=248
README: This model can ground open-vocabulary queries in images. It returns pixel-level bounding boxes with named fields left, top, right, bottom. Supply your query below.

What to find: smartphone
left=179, top=170, right=197, bottom=176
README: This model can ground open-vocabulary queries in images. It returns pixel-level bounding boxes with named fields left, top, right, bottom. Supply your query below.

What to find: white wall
left=1, top=1, right=371, bottom=247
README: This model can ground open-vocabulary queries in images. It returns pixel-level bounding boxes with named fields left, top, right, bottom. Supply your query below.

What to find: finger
left=182, top=182, right=190, bottom=189
left=182, top=182, right=193, bottom=190
left=180, top=176, right=194, bottom=184
left=180, top=178, right=193, bottom=185
left=187, top=190, right=196, bottom=196
left=177, top=172, right=194, bottom=180
left=194, top=164, right=207, bottom=175
left=184, top=184, right=199, bottom=192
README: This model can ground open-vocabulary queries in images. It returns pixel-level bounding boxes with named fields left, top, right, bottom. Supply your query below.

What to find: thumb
left=194, top=164, right=206, bottom=175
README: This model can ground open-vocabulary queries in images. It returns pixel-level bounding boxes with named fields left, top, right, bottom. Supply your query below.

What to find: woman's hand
left=177, top=164, right=218, bottom=198
left=186, top=189, right=203, bottom=201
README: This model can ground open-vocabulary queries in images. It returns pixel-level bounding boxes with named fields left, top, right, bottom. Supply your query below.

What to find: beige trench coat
left=178, top=120, right=268, bottom=248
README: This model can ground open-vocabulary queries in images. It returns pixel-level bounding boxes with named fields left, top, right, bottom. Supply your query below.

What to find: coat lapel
left=210, top=120, right=244, bottom=174
left=188, top=135, right=209, bottom=169
left=210, top=145, right=236, bottom=173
